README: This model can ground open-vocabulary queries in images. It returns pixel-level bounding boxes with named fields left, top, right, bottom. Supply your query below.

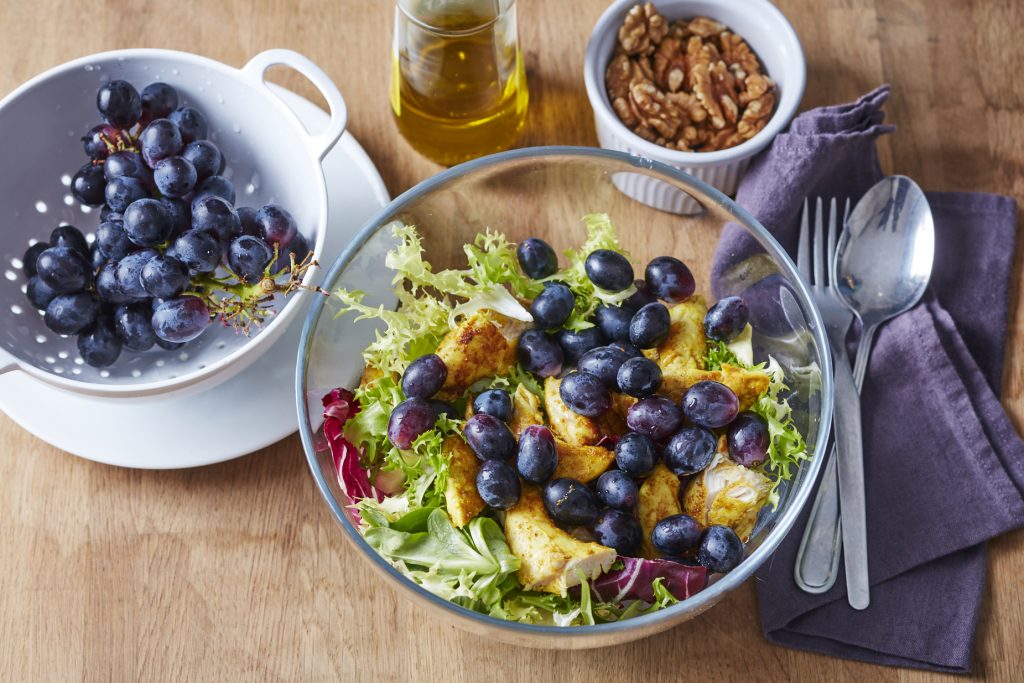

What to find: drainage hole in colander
left=155, top=359, right=165, bottom=367
left=71, top=367, right=81, bottom=375
left=131, top=369, right=141, bottom=378
left=60, top=174, right=71, bottom=187
left=216, top=341, right=226, bottom=349
left=53, top=367, right=64, bottom=374
left=73, top=357, right=83, bottom=365
left=4, top=270, right=16, bottom=281
left=10, top=257, right=23, bottom=269
left=34, top=334, right=45, bottom=344
left=34, top=201, right=47, bottom=213
left=178, top=352, right=189, bottom=361
left=44, top=356, right=55, bottom=364
left=99, top=370, right=110, bottom=378
left=10, top=304, right=22, bottom=315
left=197, top=364, right=206, bottom=370
left=58, top=351, right=68, bottom=359
left=79, top=205, right=92, bottom=214
left=63, top=195, right=74, bottom=206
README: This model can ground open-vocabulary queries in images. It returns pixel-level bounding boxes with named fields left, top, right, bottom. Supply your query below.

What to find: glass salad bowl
left=296, top=146, right=832, bottom=648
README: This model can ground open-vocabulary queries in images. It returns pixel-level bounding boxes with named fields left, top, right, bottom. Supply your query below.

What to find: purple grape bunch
left=21, top=79, right=313, bottom=369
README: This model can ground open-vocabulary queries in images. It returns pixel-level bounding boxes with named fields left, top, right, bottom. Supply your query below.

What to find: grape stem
left=185, top=247, right=327, bottom=335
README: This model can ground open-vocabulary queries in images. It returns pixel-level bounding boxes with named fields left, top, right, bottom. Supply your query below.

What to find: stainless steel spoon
left=794, top=176, right=935, bottom=598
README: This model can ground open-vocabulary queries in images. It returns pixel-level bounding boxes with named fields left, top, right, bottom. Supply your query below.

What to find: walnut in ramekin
left=605, top=3, right=777, bottom=153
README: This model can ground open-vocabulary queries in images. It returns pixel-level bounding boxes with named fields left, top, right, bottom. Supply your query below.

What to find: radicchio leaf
left=589, top=557, right=707, bottom=604
left=322, top=388, right=383, bottom=509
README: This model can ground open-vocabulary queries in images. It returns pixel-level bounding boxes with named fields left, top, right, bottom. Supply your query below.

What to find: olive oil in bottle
left=391, top=0, right=529, bottom=166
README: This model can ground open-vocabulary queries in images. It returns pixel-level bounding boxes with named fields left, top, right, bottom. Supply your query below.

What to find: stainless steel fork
left=793, top=198, right=870, bottom=610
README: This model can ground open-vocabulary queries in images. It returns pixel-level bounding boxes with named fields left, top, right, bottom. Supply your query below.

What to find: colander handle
left=241, top=49, right=348, bottom=162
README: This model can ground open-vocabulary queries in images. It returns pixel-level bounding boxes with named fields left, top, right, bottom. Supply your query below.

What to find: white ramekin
left=584, top=0, right=806, bottom=213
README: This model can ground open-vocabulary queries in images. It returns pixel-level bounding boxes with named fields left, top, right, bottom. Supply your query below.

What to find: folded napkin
left=711, top=86, right=1024, bottom=673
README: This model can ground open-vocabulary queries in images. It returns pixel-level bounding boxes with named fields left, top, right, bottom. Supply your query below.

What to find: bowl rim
left=296, top=145, right=832, bottom=637
left=582, top=0, right=807, bottom=166
left=0, top=47, right=330, bottom=397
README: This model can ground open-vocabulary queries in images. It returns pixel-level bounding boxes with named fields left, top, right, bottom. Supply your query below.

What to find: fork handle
left=831, top=338, right=870, bottom=609
left=794, top=325, right=877, bottom=595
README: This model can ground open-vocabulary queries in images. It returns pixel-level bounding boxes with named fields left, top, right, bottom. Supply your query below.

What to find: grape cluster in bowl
left=21, top=79, right=312, bottom=368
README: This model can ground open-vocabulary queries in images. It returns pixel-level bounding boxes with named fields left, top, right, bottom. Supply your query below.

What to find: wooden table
left=1, top=0, right=1021, bottom=680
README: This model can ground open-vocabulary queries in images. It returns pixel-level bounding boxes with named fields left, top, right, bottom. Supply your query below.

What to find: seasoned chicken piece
left=638, top=464, right=683, bottom=558
left=682, top=437, right=771, bottom=542
left=544, top=376, right=601, bottom=446
left=660, top=363, right=769, bottom=411
left=552, top=441, right=615, bottom=483
left=597, top=393, right=636, bottom=436
left=654, top=296, right=708, bottom=371
left=509, top=384, right=545, bottom=438
left=504, top=487, right=616, bottom=596
left=443, top=436, right=485, bottom=528
left=435, top=310, right=519, bottom=399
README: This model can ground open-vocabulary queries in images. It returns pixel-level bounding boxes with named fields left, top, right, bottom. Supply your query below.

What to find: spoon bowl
left=833, top=175, right=935, bottom=326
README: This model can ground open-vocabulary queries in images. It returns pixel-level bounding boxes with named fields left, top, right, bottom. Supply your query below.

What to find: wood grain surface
left=1, top=0, right=1022, bottom=680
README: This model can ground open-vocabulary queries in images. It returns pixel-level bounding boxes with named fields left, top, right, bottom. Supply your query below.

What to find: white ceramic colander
left=0, top=48, right=346, bottom=399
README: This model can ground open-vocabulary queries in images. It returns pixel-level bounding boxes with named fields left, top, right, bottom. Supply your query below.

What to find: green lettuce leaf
left=363, top=508, right=524, bottom=616
left=754, top=357, right=809, bottom=508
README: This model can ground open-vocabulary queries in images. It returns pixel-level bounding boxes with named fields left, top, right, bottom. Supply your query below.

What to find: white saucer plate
left=0, top=87, right=390, bottom=469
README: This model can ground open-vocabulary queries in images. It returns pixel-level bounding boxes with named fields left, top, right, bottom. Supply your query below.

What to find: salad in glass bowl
left=292, top=147, right=827, bottom=651
left=319, top=213, right=807, bottom=625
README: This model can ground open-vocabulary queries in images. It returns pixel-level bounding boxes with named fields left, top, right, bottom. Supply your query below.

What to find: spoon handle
left=794, top=324, right=877, bottom=596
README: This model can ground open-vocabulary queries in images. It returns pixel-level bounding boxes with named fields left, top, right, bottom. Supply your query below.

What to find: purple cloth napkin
left=711, top=86, right=1024, bottom=673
